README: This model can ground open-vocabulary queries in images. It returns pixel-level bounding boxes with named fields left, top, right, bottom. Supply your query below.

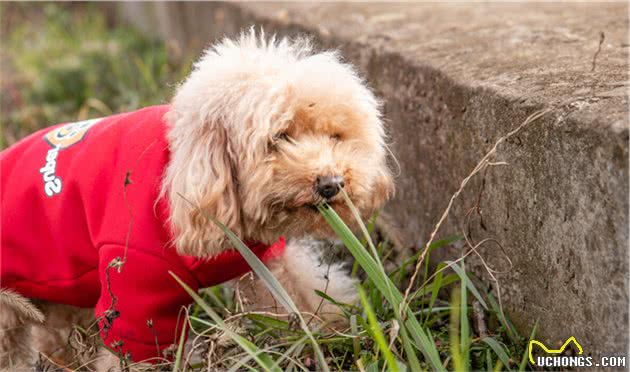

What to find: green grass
left=2, top=4, right=531, bottom=371
left=167, top=193, right=528, bottom=371
left=1, top=3, right=192, bottom=149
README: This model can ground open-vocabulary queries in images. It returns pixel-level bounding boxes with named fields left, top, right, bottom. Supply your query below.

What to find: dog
left=0, top=30, right=394, bottom=370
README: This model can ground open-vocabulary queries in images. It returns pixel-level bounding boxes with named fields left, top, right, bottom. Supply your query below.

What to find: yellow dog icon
left=529, top=336, right=583, bottom=365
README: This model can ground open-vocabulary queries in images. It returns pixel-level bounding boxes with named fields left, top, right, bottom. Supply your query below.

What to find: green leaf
left=318, top=203, right=444, bottom=372
left=268, top=334, right=310, bottom=372
left=460, top=262, right=470, bottom=371
left=424, top=262, right=447, bottom=325
left=171, top=317, right=187, bottom=372
left=445, top=261, right=488, bottom=310
left=519, top=321, right=538, bottom=372
left=247, top=314, right=290, bottom=329
left=482, top=337, right=512, bottom=371
left=350, top=315, right=361, bottom=365
left=314, top=289, right=356, bottom=311
left=482, top=281, right=520, bottom=344
left=392, top=235, right=463, bottom=277
left=486, top=349, right=494, bottom=372
left=357, top=286, right=400, bottom=372
left=449, top=286, right=464, bottom=372
left=170, top=272, right=279, bottom=372
left=412, top=273, right=460, bottom=300
left=177, top=194, right=329, bottom=372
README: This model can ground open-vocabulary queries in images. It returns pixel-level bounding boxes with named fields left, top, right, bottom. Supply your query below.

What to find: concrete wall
left=119, top=2, right=629, bottom=358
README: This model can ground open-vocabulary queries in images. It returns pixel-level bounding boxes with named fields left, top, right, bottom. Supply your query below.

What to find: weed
left=1, top=3, right=192, bottom=148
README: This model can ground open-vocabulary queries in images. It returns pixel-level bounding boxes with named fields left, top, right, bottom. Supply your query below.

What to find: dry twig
left=591, top=31, right=605, bottom=72
left=400, top=107, right=553, bottom=318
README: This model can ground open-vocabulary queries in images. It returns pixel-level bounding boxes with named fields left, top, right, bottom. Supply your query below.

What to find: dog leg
left=0, top=306, right=30, bottom=371
left=31, top=302, right=156, bottom=371
left=92, top=347, right=157, bottom=372
left=0, top=289, right=43, bottom=371
left=30, top=302, right=96, bottom=369
left=92, top=347, right=122, bottom=372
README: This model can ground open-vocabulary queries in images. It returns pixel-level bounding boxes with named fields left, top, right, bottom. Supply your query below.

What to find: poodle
left=0, top=30, right=394, bottom=371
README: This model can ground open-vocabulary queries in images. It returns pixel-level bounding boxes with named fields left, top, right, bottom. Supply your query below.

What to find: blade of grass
left=412, top=273, right=460, bottom=300
left=213, top=222, right=329, bottom=371
left=247, top=314, right=290, bottom=329
left=320, top=202, right=440, bottom=371
left=352, top=211, right=379, bottom=278
left=494, top=359, right=504, bottom=372
left=314, top=289, right=356, bottom=312
left=357, top=286, right=400, bottom=372
left=170, top=272, right=279, bottom=372
left=172, top=318, right=187, bottom=372
left=485, top=349, right=493, bottom=372
left=424, top=262, right=447, bottom=325
left=392, top=235, right=462, bottom=277
left=395, top=360, right=409, bottom=372
left=481, top=281, right=519, bottom=344
left=271, top=336, right=310, bottom=372
left=519, top=321, right=538, bottom=372
left=203, top=287, right=226, bottom=309
left=366, top=361, right=380, bottom=372
left=339, top=190, right=397, bottom=317
left=317, top=204, right=392, bottom=302
left=350, top=315, right=361, bottom=366
left=188, top=315, right=215, bottom=329
left=460, top=262, right=470, bottom=371
left=449, top=286, right=464, bottom=372
left=265, top=334, right=310, bottom=372
left=445, top=261, right=488, bottom=310
left=481, top=337, right=512, bottom=371
left=178, top=194, right=329, bottom=372
left=318, top=204, right=443, bottom=372
left=339, top=190, right=383, bottom=266
left=414, top=306, right=451, bottom=315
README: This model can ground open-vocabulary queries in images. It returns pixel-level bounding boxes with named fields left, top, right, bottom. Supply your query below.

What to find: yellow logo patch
left=40, top=118, right=102, bottom=196
left=44, top=118, right=101, bottom=149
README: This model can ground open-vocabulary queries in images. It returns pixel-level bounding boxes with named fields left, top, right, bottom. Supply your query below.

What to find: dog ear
left=369, top=167, right=395, bottom=212
left=162, top=109, right=242, bottom=257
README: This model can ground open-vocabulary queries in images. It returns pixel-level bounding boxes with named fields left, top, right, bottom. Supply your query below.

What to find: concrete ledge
left=120, top=2, right=629, bottom=357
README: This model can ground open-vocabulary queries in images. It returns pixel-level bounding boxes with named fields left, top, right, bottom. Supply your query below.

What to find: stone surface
left=119, top=2, right=629, bottom=358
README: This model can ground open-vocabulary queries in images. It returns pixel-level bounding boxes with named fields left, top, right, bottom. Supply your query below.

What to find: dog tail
left=0, top=288, right=44, bottom=323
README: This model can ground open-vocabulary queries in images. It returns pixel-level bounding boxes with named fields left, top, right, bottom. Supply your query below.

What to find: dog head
left=164, top=31, right=394, bottom=256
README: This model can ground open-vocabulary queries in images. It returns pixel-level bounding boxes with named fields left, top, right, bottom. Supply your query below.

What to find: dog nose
left=316, top=175, right=345, bottom=199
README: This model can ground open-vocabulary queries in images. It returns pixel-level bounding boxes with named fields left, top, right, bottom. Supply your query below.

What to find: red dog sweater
left=0, top=105, right=285, bottom=362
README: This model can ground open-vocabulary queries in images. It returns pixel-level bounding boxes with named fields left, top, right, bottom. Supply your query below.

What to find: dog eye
left=331, top=133, right=342, bottom=141
left=269, top=132, right=290, bottom=152
left=274, top=132, right=290, bottom=142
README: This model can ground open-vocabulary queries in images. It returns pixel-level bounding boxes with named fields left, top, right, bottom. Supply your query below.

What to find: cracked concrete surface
left=120, top=2, right=629, bottom=357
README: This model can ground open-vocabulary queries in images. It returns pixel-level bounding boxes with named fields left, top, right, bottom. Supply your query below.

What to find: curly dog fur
left=0, top=30, right=393, bottom=371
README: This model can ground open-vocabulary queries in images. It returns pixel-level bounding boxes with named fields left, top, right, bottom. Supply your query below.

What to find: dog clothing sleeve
left=95, top=244, right=202, bottom=363
left=0, top=104, right=288, bottom=363
left=187, top=237, right=287, bottom=286
left=94, top=237, right=286, bottom=363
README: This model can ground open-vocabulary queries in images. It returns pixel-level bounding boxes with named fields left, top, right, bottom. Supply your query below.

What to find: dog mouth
left=283, top=195, right=347, bottom=215
left=305, top=199, right=343, bottom=213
